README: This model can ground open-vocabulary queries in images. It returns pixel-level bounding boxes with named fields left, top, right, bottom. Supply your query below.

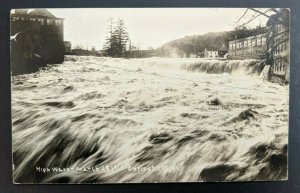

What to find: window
left=12, top=17, right=19, bottom=21
left=274, top=40, right=277, bottom=54
left=262, top=37, right=266, bottom=45
left=55, top=20, right=62, bottom=25
left=278, top=41, right=281, bottom=52
left=278, top=59, right=280, bottom=71
left=274, top=59, right=278, bottom=71
left=257, top=38, right=262, bottom=46
left=47, top=19, right=54, bottom=25
left=279, top=59, right=281, bottom=71
left=38, top=18, right=44, bottom=25
left=251, top=38, right=256, bottom=46
left=278, top=25, right=282, bottom=33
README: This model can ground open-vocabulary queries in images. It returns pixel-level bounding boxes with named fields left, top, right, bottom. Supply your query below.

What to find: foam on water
left=12, top=56, right=288, bottom=183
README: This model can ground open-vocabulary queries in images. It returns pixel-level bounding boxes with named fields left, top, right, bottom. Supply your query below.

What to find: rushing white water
left=11, top=56, right=288, bottom=183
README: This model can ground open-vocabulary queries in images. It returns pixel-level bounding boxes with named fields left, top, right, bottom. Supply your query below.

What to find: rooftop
left=219, top=43, right=227, bottom=51
left=229, top=33, right=267, bottom=42
left=29, top=9, right=56, bottom=18
left=12, top=9, right=63, bottom=19
left=204, top=48, right=218, bottom=52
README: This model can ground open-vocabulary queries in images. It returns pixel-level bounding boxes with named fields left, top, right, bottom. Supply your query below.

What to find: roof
left=229, top=33, right=267, bottom=43
left=204, top=48, right=218, bottom=52
left=28, top=9, right=57, bottom=18
left=219, top=43, right=227, bottom=51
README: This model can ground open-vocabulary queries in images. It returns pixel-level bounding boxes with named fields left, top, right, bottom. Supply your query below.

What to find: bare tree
left=236, top=8, right=290, bottom=66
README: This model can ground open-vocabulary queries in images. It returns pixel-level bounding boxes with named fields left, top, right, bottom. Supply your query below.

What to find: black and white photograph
left=10, top=8, right=289, bottom=183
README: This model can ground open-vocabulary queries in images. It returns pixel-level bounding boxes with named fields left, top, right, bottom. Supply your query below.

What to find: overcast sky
left=46, top=8, right=268, bottom=50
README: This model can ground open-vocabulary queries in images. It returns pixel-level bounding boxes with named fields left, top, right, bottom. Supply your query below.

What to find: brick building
left=10, top=9, right=64, bottom=75
left=266, top=9, right=290, bottom=82
left=228, top=33, right=267, bottom=60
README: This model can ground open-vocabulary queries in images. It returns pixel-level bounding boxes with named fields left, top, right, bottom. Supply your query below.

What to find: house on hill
left=204, top=48, right=219, bottom=58
left=10, top=9, right=65, bottom=75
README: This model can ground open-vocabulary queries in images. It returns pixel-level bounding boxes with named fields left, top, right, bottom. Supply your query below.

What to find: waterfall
left=182, top=59, right=265, bottom=75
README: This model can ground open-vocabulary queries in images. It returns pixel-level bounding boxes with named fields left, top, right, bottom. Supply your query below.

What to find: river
left=11, top=56, right=289, bottom=183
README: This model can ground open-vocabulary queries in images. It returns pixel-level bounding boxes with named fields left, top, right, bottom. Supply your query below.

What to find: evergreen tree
left=103, top=18, right=129, bottom=57
left=113, top=19, right=129, bottom=57
left=103, top=18, right=117, bottom=56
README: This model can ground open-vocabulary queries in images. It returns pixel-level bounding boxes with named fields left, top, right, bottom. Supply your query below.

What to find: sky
left=45, top=8, right=268, bottom=50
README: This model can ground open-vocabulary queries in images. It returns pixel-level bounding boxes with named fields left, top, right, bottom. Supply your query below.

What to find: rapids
left=11, top=56, right=288, bottom=183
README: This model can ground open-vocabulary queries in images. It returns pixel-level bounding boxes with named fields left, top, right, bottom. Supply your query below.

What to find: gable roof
left=204, top=48, right=218, bottom=52
left=219, top=43, right=227, bottom=51
left=29, top=9, right=57, bottom=18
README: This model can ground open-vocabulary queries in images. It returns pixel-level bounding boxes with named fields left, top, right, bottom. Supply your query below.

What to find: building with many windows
left=10, top=9, right=65, bottom=75
left=228, top=33, right=267, bottom=60
left=266, top=9, right=290, bottom=82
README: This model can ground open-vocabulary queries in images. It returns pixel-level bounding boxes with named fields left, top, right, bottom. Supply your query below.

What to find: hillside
left=159, top=26, right=267, bottom=57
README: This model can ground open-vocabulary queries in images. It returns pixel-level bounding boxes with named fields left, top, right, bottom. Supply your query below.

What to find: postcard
left=10, top=8, right=289, bottom=183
